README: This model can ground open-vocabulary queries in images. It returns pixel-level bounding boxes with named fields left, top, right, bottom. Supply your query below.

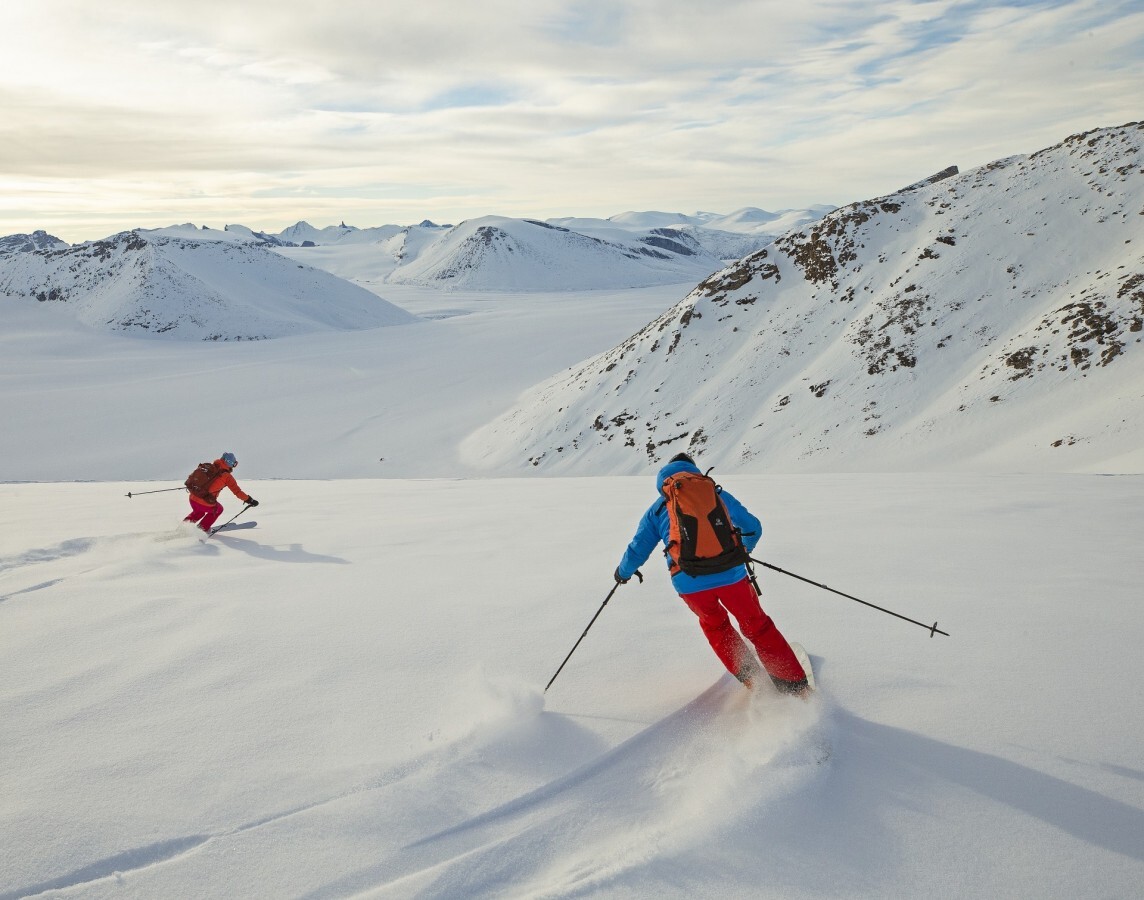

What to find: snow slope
left=463, top=123, right=1144, bottom=475
left=0, top=228, right=416, bottom=340
left=2, top=475, right=1141, bottom=898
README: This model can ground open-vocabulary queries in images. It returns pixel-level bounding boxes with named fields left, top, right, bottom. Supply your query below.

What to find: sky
left=1, top=0, right=1141, bottom=243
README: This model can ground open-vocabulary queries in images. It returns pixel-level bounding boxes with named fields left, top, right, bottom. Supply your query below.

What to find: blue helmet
left=221, top=452, right=238, bottom=468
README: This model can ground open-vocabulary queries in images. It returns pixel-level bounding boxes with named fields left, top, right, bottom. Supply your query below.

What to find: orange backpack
left=661, top=469, right=748, bottom=576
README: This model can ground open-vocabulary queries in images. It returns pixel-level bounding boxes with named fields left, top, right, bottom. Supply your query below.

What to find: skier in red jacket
left=183, top=452, right=258, bottom=533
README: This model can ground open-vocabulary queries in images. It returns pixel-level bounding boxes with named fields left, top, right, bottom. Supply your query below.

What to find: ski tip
left=789, top=641, right=817, bottom=691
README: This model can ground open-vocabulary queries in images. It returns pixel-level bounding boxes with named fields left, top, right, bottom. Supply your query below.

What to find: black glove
left=614, top=567, right=643, bottom=585
left=245, top=497, right=259, bottom=507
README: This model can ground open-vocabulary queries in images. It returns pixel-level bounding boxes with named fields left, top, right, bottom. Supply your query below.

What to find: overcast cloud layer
left=2, top=0, right=1141, bottom=242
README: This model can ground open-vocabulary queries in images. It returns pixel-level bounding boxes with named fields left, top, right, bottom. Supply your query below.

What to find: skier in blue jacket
left=615, top=453, right=808, bottom=693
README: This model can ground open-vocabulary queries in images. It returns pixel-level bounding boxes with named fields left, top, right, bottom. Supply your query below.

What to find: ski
left=209, top=520, right=258, bottom=534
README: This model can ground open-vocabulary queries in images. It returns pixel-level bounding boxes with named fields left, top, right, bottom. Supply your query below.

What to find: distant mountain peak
left=386, top=215, right=726, bottom=291
left=0, top=230, right=69, bottom=256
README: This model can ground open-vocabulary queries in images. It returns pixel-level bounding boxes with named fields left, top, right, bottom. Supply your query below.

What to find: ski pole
left=125, top=486, right=186, bottom=498
left=207, top=504, right=253, bottom=537
left=749, top=557, right=949, bottom=638
left=545, top=571, right=642, bottom=693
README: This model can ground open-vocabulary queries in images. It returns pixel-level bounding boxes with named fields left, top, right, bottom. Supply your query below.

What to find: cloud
left=1, top=0, right=1141, bottom=241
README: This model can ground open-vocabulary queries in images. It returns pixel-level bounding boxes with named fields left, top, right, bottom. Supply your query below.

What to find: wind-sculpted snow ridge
left=0, top=229, right=417, bottom=340
left=463, top=122, right=1144, bottom=474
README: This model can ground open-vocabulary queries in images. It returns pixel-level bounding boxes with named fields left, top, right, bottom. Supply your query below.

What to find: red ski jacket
left=192, top=459, right=250, bottom=506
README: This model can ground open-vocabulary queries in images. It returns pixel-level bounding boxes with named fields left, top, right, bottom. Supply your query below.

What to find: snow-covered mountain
left=547, top=207, right=837, bottom=265
left=273, top=220, right=415, bottom=247
left=221, top=223, right=295, bottom=247
left=0, top=229, right=68, bottom=255
left=542, top=217, right=762, bottom=267
left=268, top=209, right=833, bottom=291
left=2, top=208, right=830, bottom=310
left=602, top=206, right=838, bottom=236
left=0, top=227, right=416, bottom=340
left=463, top=122, right=1144, bottom=474
left=384, top=215, right=725, bottom=290
left=265, top=221, right=455, bottom=289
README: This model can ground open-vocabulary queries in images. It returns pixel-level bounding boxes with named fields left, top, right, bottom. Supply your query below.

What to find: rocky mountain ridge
left=461, top=122, right=1144, bottom=473
left=0, top=230, right=69, bottom=255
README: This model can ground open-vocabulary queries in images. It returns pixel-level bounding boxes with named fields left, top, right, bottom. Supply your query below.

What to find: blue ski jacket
left=616, top=459, right=761, bottom=594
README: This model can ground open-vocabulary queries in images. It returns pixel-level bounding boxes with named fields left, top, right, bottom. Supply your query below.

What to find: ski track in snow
left=0, top=537, right=98, bottom=574
left=0, top=528, right=350, bottom=609
left=350, top=680, right=832, bottom=900
left=0, top=656, right=831, bottom=899
left=0, top=727, right=441, bottom=898
left=0, top=535, right=147, bottom=604
left=0, top=531, right=206, bottom=602
left=0, top=836, right=213, bottom=900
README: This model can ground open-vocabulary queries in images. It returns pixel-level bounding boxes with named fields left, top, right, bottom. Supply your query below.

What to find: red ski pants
left=184, top=496, right=224, bottom=531
left=678, top=577, right=805, bottom=685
